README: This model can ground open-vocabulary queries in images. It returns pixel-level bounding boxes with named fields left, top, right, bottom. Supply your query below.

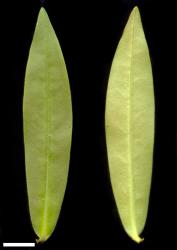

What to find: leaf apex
left=39, top=6, right=46, bottom=14
left=133, top=6, right=139, bottom=12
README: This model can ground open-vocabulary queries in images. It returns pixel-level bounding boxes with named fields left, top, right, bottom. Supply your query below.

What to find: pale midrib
left=41, top=36, right=51, bottom=239
left=127, top=11, right=137, bottom=234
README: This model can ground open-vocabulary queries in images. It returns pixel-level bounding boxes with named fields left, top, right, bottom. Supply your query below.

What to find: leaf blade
left=105, top=6, right=154, bottom=243
left=23, top=7, right=72, bottom=242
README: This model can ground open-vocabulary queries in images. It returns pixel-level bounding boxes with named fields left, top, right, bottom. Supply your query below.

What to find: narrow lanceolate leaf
left=105, top=6, right=154, bottom=243
left=23, top=8, right=72, bottom=242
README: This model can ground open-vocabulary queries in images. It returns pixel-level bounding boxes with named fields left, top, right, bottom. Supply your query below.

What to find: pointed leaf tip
left=133, top=6, right=139, bottom=11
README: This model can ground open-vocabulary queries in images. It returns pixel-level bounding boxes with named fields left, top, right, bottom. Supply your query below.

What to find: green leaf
left=23, top=7, right=72, bottom=242
left=105, top=6, right=154, bottom=243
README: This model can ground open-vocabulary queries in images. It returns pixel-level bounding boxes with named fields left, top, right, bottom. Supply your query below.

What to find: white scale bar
left=3, top=243, right=35, bottom=247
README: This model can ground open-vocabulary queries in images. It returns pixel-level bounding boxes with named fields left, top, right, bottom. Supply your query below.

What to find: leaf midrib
left=128, top=9, right=137, bottom=234
left=41, top=21, right=51, bottom=239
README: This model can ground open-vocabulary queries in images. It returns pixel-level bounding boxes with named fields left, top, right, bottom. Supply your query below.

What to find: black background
left=1, top=0, right=177, bottom=249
